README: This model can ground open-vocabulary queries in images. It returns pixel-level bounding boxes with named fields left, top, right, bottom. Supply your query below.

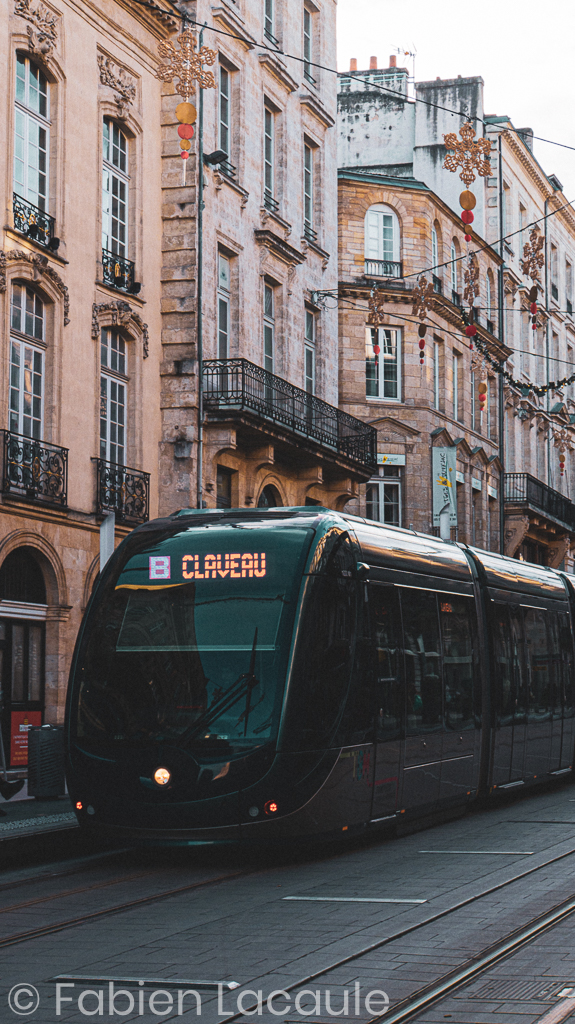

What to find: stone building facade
left=0, top=0, right=170, bottom=774
left=338, top=57, right=575, bottom=567
left=158, top=0, right=374, bottom=516
left=338, top=169, right=505, bottom=546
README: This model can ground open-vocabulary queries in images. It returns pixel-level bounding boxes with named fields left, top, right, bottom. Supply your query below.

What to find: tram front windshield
left=72, top=524, right=313, bottom=762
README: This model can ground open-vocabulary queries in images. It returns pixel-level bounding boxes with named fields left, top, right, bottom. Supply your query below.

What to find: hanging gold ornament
left=155, top=28, right=217, bottom=99
left=443, top=121, right=492, bottom=187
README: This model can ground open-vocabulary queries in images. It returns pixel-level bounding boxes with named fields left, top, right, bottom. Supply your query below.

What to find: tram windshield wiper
left=180, top=627, right=260, bottom=745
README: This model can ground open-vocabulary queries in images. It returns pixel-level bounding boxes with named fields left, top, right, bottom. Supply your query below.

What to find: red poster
left=10, top=711, right=42, bottom=766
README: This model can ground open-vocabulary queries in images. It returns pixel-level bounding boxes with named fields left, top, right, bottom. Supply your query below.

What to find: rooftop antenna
left=392, top=44, right=417, bottom=92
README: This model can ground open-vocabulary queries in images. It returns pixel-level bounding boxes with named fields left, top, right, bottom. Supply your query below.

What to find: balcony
left=95, top=458, right=149, bottom=524
left=303, top=223, right=317, bottom=243
left=218, top=159, right=236, bottom=180
left=13, top=193, right=59, bottom=252
left=101, top=249, right=140, bottom=295
left=263, top=191, right=279, bottom=214
left=505, top=473, right=575, bottom=532
left=203, top=358, right=377, bottom=472
left=1, top=432, right=67, bottom=508
left=364, top=259, right=403, bottom=280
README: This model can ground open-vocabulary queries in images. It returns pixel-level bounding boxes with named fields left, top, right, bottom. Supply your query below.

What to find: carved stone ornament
left=97, top=56, right=136, bottom=119
left=503, top=514, right=530, bottom=558
left=0, top=249, right=69, bottom=324
left=548, top=534, right=570, bottom=570
left=91, top=300, right=149, bottom=358
left=14, top=0, right=59, bottom=59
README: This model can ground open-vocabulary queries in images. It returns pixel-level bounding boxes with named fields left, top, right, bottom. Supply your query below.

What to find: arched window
left=102, top=119, right=129, bottom=258
left=0, top=549, right=46, bottom=604
left=364, top=205, right=400, bottom=268
left=9, top=283, right=45, bottom=439
left=14, top=55, right=50, bottom=212
left=257, top=484, right=282, bottom=508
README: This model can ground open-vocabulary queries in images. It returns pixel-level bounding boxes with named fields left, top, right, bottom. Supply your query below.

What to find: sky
left=336, top=0, right=575, bottom=199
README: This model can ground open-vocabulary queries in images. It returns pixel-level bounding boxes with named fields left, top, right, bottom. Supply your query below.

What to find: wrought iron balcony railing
left=364, top=259, right=403, bottom=279
left=13, top=193, right=59, bottom=252
left=505, top=472, right=575, bottom=532
left=304, top=65, right=316, bottom=85
left=264, top=26, right=278, bottom=45
left=303, top=223, right=317, bottom=243
left=101, top=249, right=140, bottom=295
left=263, top=191, right=279, bottom=214
left=1, top=431, right=68, bottom=508
left=203, top=358, right=377, bottom=471
left=432, top=275, right=443, bottom=294
left=95, top=458, right=150, bottom=524
left=218, top=159, right=236, bottom=180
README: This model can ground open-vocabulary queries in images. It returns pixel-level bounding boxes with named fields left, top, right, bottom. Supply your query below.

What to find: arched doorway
left=0, top=549, right=47, bottom=772
left=257, top=485, right=282, bottom=509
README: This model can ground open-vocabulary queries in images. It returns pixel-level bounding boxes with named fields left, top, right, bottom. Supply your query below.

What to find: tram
left=65, top=507, right=575, bottom=843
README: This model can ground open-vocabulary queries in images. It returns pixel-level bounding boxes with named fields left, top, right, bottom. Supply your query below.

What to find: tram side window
left=523, top=608, right=550, bottom=719
left=282, top=571, right=356, bottom=751
left=558, top=613, right=575, bottom=718
left=401, top=589, right=442, bottom=734
left=439, top=596, right=478, bottom=731
left=509, top=607, right=527, bottom=721
left=490, top=605, right=514, bottom=724
left=371, top=584, right=402, bottom=741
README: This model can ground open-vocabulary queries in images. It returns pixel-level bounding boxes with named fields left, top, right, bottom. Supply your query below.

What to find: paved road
left=2, top=782, right=575, bottom=1023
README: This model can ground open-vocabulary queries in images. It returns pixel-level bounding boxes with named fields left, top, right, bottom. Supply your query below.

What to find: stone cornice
left=300, top=92, right=335, bottom=129
left=258, top=52, right=298, bottom=93
left=254, top=229, right=307, bottom=266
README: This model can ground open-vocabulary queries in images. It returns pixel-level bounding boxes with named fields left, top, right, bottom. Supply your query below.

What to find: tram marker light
left=264, top=800, right=278, bottom=815
left=76, top=801, right=82, bottom=810
left=154, top=767, right=171, bottom=787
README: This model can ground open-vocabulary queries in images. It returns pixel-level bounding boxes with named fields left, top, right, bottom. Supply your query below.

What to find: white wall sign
left=377, top=453, right=406, bottom=466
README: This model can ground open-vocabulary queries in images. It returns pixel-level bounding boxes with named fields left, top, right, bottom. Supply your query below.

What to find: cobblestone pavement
left=3, top=783, right=575, bottom=1023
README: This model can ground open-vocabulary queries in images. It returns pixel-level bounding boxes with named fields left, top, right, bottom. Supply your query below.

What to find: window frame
left=100, top=327, right=128, bottom=466
left=14, top=54, right=50, bottom=212
left=365, top=326, right=401, bottom=402
left=219, top=64, right=230, bottom=158
left=303, top=7, right=315, bottom=84
left=264, top=282, right=275, bottom=374
left=264, top=105, right=275, bottom=201
left=304, top=142, right=314, bottom=233
left=364, top=204, right=400, bottom=264
left=366, top=468, right=402, bottom=527
left=304, top=309, right=316, bottom=394
left=102, top=118, right=129, bottom=258
left=217, top=252, right=231, bottom=359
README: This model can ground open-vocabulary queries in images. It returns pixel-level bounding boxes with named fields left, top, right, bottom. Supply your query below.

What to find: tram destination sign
left=149, top=552, right=267, bottom=581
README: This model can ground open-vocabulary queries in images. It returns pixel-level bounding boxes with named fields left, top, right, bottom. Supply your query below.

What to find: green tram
left=65, top=507, right=574, bottom=843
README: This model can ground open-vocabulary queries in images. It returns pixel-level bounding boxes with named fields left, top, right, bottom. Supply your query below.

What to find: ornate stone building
left=338, top=169, right=505, bottom=546
left=338, top=57, right=575, bottom=567
left=158, top=0, right=373, bottom=516
left=0, top=0, right=170, bottom=777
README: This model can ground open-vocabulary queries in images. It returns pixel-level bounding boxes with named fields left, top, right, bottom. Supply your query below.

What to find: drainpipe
left=196, top=25, right=205, bottom=509
left=497, top=132, right=506, bottom=554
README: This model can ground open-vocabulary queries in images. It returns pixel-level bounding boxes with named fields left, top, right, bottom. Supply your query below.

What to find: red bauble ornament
left=465, top=233, right=472, bottom=241
left=465, top=325, right=477, bottom=337
left=530, top=302, right=538, bottom=314
left=461, top=210, right=474, bottom=224
left=181, top=152, right=189, bottom=160
left=418, top=339, right=425, bottom=350
left=420, top=357, right=425, bottom=365
left=178, top=124, right=195, bottom=139
left=531, top=322, right=537, bottom=330
left=373, top=345, right=380, bottom=355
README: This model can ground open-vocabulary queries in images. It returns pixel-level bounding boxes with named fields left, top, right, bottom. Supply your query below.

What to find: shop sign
left=432, top=447, right=457, bottom=526
left=377, top=453, right=406, bottom=466
left=10, top=711, right=41, bottom=766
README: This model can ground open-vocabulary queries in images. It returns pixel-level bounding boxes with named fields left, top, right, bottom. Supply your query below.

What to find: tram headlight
left=154, top=767, right=171, bottom=787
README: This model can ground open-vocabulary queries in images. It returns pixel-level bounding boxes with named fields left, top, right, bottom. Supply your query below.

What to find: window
left=217, top=253, right=230, bottom=358
left=551, top=243, right=558, bottom=300
left=303, top=7, right=315, bottom=83
left=100, top=328, right=127, bottom=465
left=486, top=274, right=492, bottom=320
left=364, top=205, right=399, bottom=264
left=304, top=309, right=315, bottom=394
left=519, top=202, right=527, bottom=255
left=216, top=466, right=233, bottom=509
left=452, top=353, right=461, bottom=420
left=366, top=467, right=401, bottom=526
left=304, top=143, right=314, bottom=236
left=451, top=243, right=458, bottom=297
left=9, top=284, right=45, bottom=439
left=14, top=55, right=50, bottom=211
left=102, top=119, right=129, bottom=257
left=264, top=0, right=277, bottom=43
left=264, top=283, right=275, bottom=373
left=264, top=106, right=274, bottom=202
left=432, top=226, right=438, bottom=269
left=366, top=327, right=400, bottom=400
left=219, top=66, right=230, bottom=158
left=566, top=261, right=573, bottom=314
left=258, top=484, right=282, bottom=508
left=433, top=339, right=440, bottom=410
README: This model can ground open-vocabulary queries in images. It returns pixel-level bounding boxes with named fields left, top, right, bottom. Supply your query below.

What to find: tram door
left=401, top=589, right=443, bottom=812
left=0, top=620, right=44, bottom=770
left=370, top=584, right=402, bottom=820
left=490, top=604, right=526, bottom=784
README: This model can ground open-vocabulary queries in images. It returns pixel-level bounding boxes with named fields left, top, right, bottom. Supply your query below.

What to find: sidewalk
left=0, top=791, right=77, bottom=840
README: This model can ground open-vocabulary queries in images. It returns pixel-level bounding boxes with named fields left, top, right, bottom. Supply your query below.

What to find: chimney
left=389, top=55, right=397, bottom=68
left=370, top=56, right=377, bottom=70
left=349, top=58, right=357, bottom=72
